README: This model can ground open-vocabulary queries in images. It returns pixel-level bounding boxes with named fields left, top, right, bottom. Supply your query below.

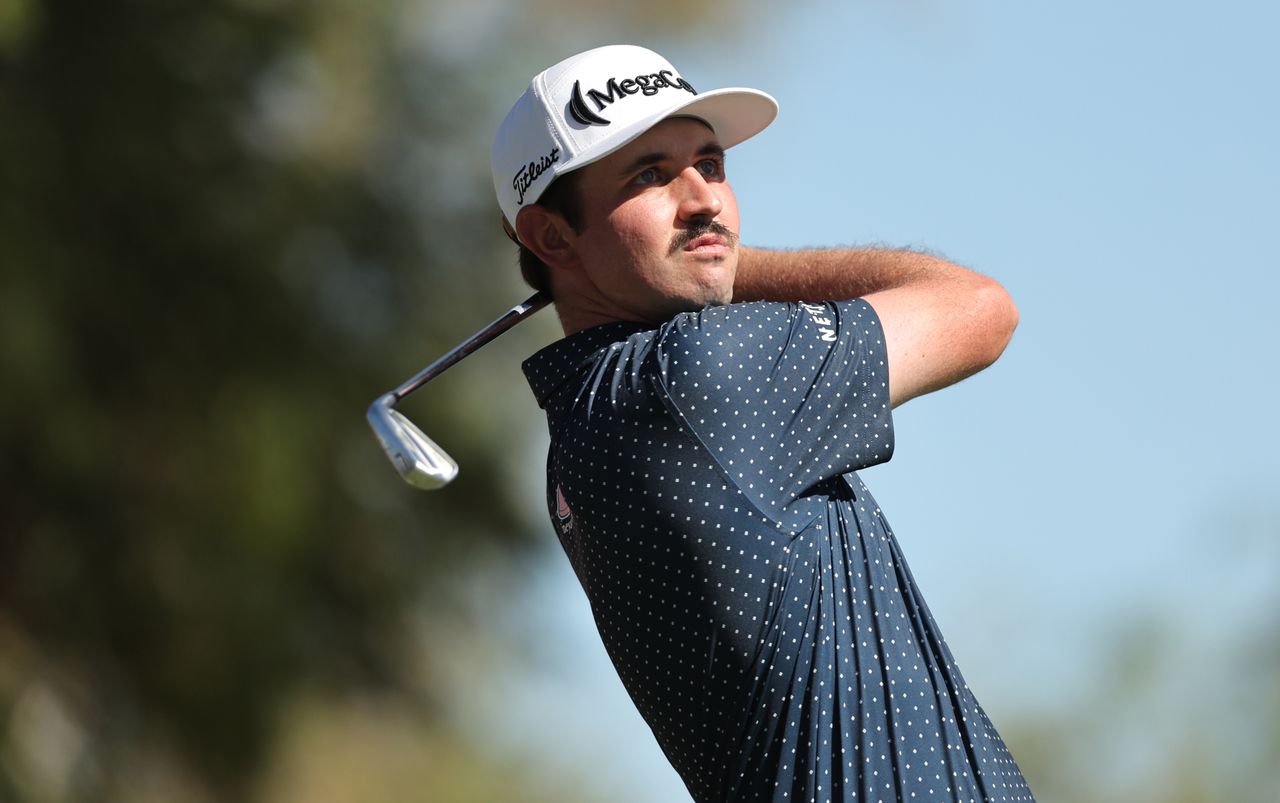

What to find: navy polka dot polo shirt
left=523, top=299, right=1035, bottom=803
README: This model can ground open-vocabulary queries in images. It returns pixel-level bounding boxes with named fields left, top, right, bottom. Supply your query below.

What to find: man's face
left=566, top=117, right=741, bottom=324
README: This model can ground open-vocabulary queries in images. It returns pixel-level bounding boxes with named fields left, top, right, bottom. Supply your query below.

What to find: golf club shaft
left=391, top=291, right=550, bottom=403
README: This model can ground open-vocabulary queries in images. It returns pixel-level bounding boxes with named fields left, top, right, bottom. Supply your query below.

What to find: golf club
left=367, top=291, right=550, bottom=489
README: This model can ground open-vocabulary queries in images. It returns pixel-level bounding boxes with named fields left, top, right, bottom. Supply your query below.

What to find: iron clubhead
left=366, top=293, right=548, bottom=491
left=366, top=394, right=459, bottom=490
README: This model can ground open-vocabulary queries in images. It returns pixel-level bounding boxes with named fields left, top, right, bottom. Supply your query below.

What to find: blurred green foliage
left=0, top=0, right=734, bottom=799
left=1007, top=613, right=1280, bottom=803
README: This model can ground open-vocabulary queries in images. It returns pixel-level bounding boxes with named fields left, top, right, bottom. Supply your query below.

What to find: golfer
left=493, top=45, right=1034, bottom=802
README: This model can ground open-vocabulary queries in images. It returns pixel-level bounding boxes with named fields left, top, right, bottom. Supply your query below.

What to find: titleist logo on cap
left=568, top=70, right=697, bottom=127
left=512, top=147, right=560, bottom=206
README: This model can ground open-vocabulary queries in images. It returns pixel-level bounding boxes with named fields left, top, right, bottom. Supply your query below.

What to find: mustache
left=668, top=221, right=738, bottom=256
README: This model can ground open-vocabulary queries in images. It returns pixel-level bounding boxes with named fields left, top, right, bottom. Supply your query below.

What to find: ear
left=514, top=206, right=580, bottom=271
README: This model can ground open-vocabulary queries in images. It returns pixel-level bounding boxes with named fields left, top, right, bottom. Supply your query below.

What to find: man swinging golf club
left=492, top=44, right=1032, bottom=802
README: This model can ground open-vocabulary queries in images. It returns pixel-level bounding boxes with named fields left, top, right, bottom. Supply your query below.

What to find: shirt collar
left=522, top=321, right=648, bottom=408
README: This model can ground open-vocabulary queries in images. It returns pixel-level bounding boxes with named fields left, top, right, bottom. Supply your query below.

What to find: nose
left=675, top=166, right=723, bottom=223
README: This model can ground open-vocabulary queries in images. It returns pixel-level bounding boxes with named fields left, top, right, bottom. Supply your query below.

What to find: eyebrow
left=617, top=141, right=726, bottom=177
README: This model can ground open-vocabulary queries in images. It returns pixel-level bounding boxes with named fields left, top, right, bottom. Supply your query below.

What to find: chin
left=701, top=289, right=734, bottom=308
left=689, top=267, right=736, bottom=304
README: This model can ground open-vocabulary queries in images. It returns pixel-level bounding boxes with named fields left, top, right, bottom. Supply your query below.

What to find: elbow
left=974, top=277, right=1018, bottom=368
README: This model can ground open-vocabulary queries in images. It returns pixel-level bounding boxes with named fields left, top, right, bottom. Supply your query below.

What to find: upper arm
left=863, top=274, right=1019, bottom=407
left=648, top=301, right=894, bottom=518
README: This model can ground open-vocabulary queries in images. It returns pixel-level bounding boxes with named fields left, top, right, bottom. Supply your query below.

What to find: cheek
left=612, top=221, right=649, bottom=252
left=579, top=224, right=655, bottom=294
left=611, top=199, right=666, bottom=240
left=607, top=207, right=669, bottom=265
left=717, top=185, right=741, bottom=230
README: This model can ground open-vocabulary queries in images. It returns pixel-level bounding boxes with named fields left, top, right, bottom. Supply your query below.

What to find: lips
left=669, top=222, right=738, bottom=256
left=684, top=233, right=728, bottom=251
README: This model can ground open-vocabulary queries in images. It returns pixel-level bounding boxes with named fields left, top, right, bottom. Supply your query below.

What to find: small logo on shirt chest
left=555, top=484, right=575, bottom=534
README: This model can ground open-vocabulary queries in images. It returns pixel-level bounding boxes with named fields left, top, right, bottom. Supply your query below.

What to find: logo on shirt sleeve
left=799, top=302, right=837, bottom=342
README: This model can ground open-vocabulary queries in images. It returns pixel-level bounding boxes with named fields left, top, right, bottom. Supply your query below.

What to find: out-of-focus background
left=2, top=0, right=1277, bottom=801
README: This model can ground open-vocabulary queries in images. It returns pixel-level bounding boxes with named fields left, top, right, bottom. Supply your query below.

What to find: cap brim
left=556, top=87, right=778, bottom=177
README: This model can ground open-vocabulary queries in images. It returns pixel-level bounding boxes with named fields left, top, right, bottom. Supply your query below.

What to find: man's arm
left=734, top=246, right=1018, bottom=408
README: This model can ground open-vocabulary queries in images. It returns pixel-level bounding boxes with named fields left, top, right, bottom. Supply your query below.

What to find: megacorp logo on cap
left=568, top=70, right=697, bottom=127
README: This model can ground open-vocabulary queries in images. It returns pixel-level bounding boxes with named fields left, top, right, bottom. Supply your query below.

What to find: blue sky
left=451, top=2, right=1279, bottom=798
left=684, top=0, right=1280, bottom=686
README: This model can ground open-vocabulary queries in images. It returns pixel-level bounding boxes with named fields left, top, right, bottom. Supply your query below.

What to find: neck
left=549, top=271, right=651, bottom=335
left=554, top=299, right=649, bottom=336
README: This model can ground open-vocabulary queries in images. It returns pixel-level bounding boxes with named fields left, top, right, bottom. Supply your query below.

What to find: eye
left=696, top=157, right=724, bottom=179
left=633, top=167, right=660, bottom=185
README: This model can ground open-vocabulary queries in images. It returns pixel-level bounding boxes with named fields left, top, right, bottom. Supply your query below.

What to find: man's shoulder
left=653, top=299, right=874, bottom=360
left=644, top=302, right=803, bottom=396
left=655, top=301, right=797, bottom=351
left=648, top=298, right=886, bottom=392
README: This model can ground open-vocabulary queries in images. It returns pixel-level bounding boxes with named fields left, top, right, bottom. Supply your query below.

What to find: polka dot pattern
left=523, top=300, right=1035, bottom=802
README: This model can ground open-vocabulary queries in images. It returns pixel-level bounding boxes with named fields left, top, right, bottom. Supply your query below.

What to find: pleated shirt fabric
left=522, top=299, right=1035, bottom=803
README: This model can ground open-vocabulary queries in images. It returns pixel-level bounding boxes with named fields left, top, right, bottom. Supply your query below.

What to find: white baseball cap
left=491, top=44, right=778, bottom=236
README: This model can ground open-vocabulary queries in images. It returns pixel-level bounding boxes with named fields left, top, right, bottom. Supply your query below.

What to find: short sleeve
left=648, top=299, right=893, bottom=517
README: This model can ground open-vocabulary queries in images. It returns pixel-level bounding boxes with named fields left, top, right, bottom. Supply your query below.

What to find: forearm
left=733, top=245, right=970, bottom=303
left=734, top=245, right=1018, bottom=407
